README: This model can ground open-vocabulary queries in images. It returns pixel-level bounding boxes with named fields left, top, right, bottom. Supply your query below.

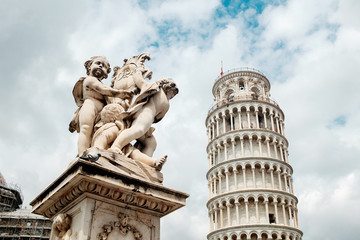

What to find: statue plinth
left=30, top=155, right=189, bottom=240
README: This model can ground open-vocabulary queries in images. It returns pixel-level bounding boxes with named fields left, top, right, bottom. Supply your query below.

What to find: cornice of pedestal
left=30, top=159, right=189, bottom=219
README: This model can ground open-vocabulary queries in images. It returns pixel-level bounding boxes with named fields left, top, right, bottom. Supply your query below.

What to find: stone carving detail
left=43, top=180, right=172, bottom=219
left=98, top=213, right=142, bottom=240
left=70, top=53, right=178, bottom=171
left=52, top=213, right=72, bottom=240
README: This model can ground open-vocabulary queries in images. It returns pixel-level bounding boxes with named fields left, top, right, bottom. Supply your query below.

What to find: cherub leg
left=78, top=102, right=97, bottom=155
left=137, top=134, right=157, bottom=157
left=110, top=108, right=154, bottom=153
left=129, top=149, right=167, bottom=171
left=92, top=125, right=119, bottom=150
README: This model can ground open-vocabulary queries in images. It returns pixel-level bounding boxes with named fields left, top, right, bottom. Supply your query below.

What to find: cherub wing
left=72, top=77, right=85, bottom=107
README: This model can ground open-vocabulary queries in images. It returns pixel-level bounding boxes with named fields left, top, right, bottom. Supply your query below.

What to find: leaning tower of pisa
left=205, top=68, right=303, bottom=240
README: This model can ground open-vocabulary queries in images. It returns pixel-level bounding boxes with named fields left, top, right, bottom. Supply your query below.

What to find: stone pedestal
left=30, top=154, right=188, bottom=240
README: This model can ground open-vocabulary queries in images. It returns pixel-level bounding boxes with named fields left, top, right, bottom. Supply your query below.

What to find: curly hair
left=84, top=56, right=111, bottom=79
left=156, top=78, right=179, bottom=95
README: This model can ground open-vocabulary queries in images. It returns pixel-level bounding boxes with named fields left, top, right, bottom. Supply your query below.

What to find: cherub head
left=84, top=56, right=111, bottom=80
left=100, top=104, right=125, bottom=123
left=156, top=78, right=179, bottom=99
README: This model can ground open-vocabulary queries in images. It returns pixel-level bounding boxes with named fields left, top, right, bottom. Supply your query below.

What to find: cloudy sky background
left=1, top=0, right=359, bottom=239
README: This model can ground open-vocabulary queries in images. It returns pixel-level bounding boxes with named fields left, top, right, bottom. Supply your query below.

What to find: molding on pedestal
left=30, top=159, right=189, bottom=219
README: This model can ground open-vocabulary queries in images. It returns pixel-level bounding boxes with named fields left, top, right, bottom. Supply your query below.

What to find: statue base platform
left=30, top=155, right=189, bottom=240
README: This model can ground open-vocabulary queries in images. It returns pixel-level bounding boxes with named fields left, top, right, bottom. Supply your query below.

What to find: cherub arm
left=87, top=77, right=130, bottom=98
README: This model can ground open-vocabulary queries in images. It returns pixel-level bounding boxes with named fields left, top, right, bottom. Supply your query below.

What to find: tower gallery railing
left=214, top=67, right=265, bottom=82
left=208, top=97, right=279, bottom=114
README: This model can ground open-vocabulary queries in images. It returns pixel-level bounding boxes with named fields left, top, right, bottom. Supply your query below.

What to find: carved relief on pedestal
left=98, top=213, right=143, bottom=240
left=52, top=213, right=72, bottom=240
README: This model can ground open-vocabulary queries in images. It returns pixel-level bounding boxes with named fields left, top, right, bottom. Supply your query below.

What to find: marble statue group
left=69, top=53, right=178, bottom=171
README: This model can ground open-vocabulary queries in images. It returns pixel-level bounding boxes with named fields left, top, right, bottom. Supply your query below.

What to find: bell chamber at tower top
left=210, top=68, right=276, bottom=111
left=206, top=68, right=286, bottom=140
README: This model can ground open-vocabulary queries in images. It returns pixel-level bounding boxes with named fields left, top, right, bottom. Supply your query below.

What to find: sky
left=0, top=0, right=359, bottom=239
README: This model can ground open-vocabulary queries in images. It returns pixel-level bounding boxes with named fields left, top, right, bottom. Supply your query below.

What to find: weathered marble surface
left=69, top=53, right=178, bottom=172
left=31, top=158, right=189, bottom=240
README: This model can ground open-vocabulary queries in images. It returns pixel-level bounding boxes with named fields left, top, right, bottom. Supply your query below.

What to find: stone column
left=208, top=154, right=211, bottom=168
left=258, top=139, right=263, bottom=156
left=245, top=200, right=249, bottom=224
left=216, top=117, right=220, bottom=136
left=217, top=144, right=221, bottom=163
left=277, top=169, right=282, bottom=190
left=282, top=121, right=286, bottom=135
left=270, top=113, right=275, bottom=131
left=246, top=110, right=251, bottom=128
left=288, top=205, right=293, bottom=227
left=276, top=116, right=280, bottom=133
left=224, top=143, right=228, bottom=161
left=212, top=148, right=216, bottom=165
left=261, top=167, right=266, bottom=188
left=240, top=138, right=245, bottom=157
left=218, top=172, right=222, bottom=194
left=213, top=177, right=218, bottom=195
left=225, top=170, right=230, bottom=192
left=207, top=124, right=211, bottom=141
left=285, top=148, right=290, bottom=163
left=281, top=202, right=287, bottom=225
left=209, top=210, right=214, bottom=231
left=255, top=200, right=259, bottom=222
left=263, top=111, right=268, bottom=129
left=273, top=141, right=278, bottom=159
left=235, top=202, right=240, bottom=224
left=222, top=115, right=226, bottom=134
left=283, top=174, right=288, bottom=192
left=265, top=200, right=269, bottom=223
left=226, top=203, right=231, bottom=226
left=230, top=113, right=234, bottom=131
left=251, top=167, right=256, bottom=188
left=238, top=111, right=242, bottom=129
left=255, top=110, right=259, bottom=128
left=242, top=168, right=247, bottom=188
left=280, top=119, right=284, bottom=135
left=290, top=177, right=294, bottom=194
left=233, top=169, right=238, bottom=189
left=270, top=168, right=275, bottom=189
left=279, top=144, right=284, bottom=161
left=266, top=138, right=271, bottom=157
left=214, top=207, right=218, bottom=230
left=220, top=206, right=224, bottom=228
left=249, top=137, right=253, bottom=155
left=274, top=200, right=279, bottom=224
left=231, top=140, right=236, bottom=159
left=211, top=122, right=215, bottom=139
left=293, top=207, right=298, bottom=228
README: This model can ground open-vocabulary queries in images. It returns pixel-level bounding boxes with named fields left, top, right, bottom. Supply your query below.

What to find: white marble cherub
left=110, top=78, right=178, bottom=164
left=69, top=56, right=130, bottom=155
left=91, top=104, right=167, bottom=170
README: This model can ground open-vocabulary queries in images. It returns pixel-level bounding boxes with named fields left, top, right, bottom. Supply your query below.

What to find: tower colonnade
left=205, top=69, right=302, bottom=240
